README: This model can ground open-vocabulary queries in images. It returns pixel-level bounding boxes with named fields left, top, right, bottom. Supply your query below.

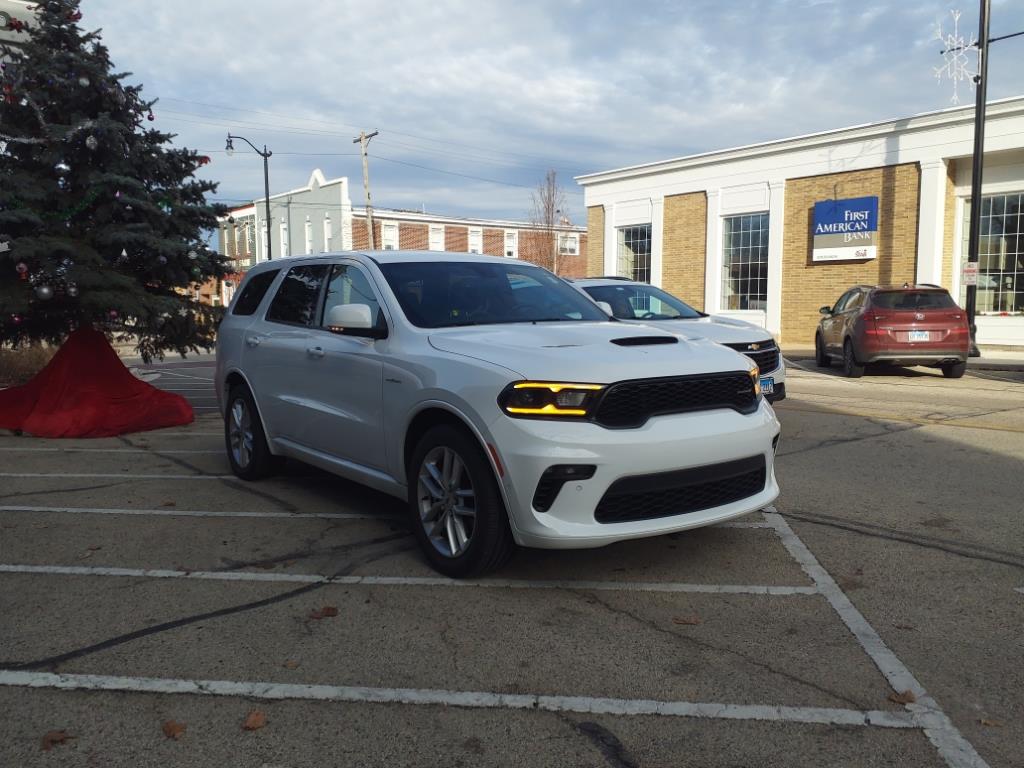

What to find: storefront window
left=721, top=212, right=769, bottom=310
left=616, top=225, right=651, bottom=283
left=961, top=193, right=1023, bottom=314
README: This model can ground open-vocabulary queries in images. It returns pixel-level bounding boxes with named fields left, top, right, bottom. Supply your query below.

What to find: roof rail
left=593, top=275, right=634, bottom=281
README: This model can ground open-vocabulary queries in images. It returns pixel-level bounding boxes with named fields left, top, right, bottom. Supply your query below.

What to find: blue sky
left=80, top=0, right=1024, bottom=225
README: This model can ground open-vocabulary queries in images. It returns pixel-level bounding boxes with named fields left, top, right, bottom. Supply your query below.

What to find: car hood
left=428, top=322, right=753, bottom=382
left=625, top=315, right=773, bottom=345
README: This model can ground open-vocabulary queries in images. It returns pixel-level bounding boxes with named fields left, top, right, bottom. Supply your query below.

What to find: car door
left=242, top=263, right=330, bottom=442
left=297, top=261, right=388, bottom=471
left=822, top=291, right=852, bottom=353
left=838, top=290, right=864, bottom=343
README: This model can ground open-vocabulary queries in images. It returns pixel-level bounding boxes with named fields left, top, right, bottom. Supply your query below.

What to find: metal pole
left=964, top=0, right=991, bottom=357
left=263, top=149, right=273, bottom=261
left=354, top=130, right=379, bottom=249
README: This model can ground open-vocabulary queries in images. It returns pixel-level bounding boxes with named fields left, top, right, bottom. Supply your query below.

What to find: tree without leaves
left=0, top=0, right=228, bottom=361
left=530, top=169, right=566, bottom=275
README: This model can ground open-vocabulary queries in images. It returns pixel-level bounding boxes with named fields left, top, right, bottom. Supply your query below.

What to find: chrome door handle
left=246, top=336, right=262, bottom=348
left=306, top=346, right=325, bottom=359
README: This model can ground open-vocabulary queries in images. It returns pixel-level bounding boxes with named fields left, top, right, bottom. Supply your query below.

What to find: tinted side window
left=832, top=291, right=853, bottom=313
left=321, top=265, right=383, bottom=329
left=232, top=270, right=280, bottom=316
left=845, top=292, right=864, bottom=311
left=266, top=265, right=329, bottom=326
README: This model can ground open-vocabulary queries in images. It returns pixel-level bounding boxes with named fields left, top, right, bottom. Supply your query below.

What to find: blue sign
left=812, top=196, right=879, bottom=261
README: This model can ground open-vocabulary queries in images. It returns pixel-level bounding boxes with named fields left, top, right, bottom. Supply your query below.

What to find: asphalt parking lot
left=1, top=357, right=1022, bottom=767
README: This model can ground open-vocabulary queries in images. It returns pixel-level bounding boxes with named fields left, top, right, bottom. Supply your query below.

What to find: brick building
left=578, top=97, right=1024, bottom=347
left=213, top=169, right=587, bottom=305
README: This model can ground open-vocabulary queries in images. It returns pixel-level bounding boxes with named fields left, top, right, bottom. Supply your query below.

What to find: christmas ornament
left=34, top=284, right=54, bottom=300
left=16, top=262, right=28, bottom=280
left=187, top=250, right=198, bottom=260
left=108, top=310, right=118, bottom=319
left=121, top=248, right=128, bottom=258
left=190, top=266, right=201, bottom=277
left=85, top=135, right=98, bottom=151
left=11, top=314, right=22, bottom=325
left=158, top=255, right=167, bottom=265
left=66, top=283, right=79, bottom=298
left=115, top=190, right=121, bottom=199
left=197, top=156, right=211, bottom=166
left=0, top=240, right=10, bottom=253
left=147, top=111, right=155, bottom=121
left=78, top=76, right=90, bottom=87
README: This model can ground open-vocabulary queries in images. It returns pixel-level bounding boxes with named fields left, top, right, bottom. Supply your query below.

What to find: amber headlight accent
left=498, top=382, right=606, bottom=419
left=749, top=367, right=761, bottom=397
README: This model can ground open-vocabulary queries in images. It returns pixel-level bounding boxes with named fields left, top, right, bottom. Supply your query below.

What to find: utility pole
left=964, top=0, right=990, bottom=357
left=353, top=130, right=379, bottom=249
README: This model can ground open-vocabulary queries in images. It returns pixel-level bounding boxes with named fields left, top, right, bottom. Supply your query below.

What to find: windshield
left=582, top=283, right=704, bottom=320
left=378, top=261, right=610, bottom=328
left=871, top=290, right=957, bottom=310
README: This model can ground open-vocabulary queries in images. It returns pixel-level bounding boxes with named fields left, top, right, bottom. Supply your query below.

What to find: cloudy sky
left=79, top=0, right=1024, bottom=224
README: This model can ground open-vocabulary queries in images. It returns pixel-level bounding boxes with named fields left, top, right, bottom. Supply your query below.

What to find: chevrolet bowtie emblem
left=748, top=343, right=761, bottom=351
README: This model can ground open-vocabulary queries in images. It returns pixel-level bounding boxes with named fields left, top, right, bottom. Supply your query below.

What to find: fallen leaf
left=282, top=660, right=299, bottom=670
left=309, top=605, right=338, bottom=620
left=87, top=545, right=102, bottom=551
left=161, top=720, right=187, bottom=740
left=672, top=615, right=702, bottom=626
left=77, top=550, right=94, bottom=560
left=888, top=690, right=917, bottom=705
left=242, top=710, right=266, bottom=731
left=40, top=730, right=74, bottom=751
left=979, top=718, right=1003, bottom=727
left=893, top=622, right=916, bottom=631
left=162, top=501, right=176, bottom=507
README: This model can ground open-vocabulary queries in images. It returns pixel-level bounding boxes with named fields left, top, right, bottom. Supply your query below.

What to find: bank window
left=381, top=222, right=399, bottom=250
left=279, top=222, right=290, bottom=258
left=245, top=222, right=255, bottom=255
left=504, top=230, right=518, bottom=258
left=722, top=212, right=769, bottom=310
left=429, top=225, right=445, bottom=251
left=961, top=192, right=1023, bottom=314
left=323, top=214, right=333, bottom=252
left=558, top=233, right=579, bottom=256
left=468, top=227, right=483, bottom=254
left=616, top=225, right=651, bottom=283
left=304, top=217, right=313, bottom=255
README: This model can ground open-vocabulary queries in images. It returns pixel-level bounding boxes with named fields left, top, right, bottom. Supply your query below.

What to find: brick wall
left=942, top=159, right=957, bottom=290
left=399, top=222, right=429, bottom=250
left=445, top=225, right=468, bottom=252
left=781, top=163, right=921, bottom=344
left=586, top=206, right=605, bottom=276
left=351, top=218, right=381, bottom=251
left=518, top=230, right=554, bottom=271
left=558, top=234, right=588, bottom=278
left=483, top=228, right=504, bottom=257
left=662, top=192, right=707, bottom=310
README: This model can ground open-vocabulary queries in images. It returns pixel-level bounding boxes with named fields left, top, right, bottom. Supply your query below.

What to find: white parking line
left=763, top=510, right=987, bottom=768
left=0, top=472, right=235, bottom=480
left=0, top=564, right=820, bottom=596
left=0, top=448, right=221, bottom=454
left=0, top=670, right=916, bottom=728
left=147, top=369, right=214, bottom=382
left=0, top=505, right=396, bottom=521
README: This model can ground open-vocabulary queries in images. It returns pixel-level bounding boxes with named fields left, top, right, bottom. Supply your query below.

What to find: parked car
left=572, top=277, right=786, bottom=402
left=216, top=252, right=781, bottom=577
left=815, top=284, right=970, bottom=378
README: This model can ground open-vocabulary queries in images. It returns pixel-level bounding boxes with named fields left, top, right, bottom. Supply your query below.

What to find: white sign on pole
left=962, top=262, right=979, bottom=286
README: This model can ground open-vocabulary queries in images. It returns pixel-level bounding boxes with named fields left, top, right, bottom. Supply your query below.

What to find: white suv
left=216, top=252, right=780, bottom=577
left=572, top=278, right=786, bottom=402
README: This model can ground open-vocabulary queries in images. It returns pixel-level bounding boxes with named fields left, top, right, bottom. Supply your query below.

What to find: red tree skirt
left=0, top=328, right=194, bottom=438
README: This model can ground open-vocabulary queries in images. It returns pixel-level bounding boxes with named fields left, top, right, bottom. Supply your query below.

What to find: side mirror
left=326, top=304, right=386, bottom=338
left=819, top=306, right=832, bottom=315
left=595, top=301, right=614, bottom=317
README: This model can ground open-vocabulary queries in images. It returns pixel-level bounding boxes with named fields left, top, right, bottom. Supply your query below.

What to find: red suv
left=815, top=284, right=970, bottom=378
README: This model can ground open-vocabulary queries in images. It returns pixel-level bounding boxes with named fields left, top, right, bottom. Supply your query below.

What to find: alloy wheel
left=228, top=398, right=254, bottom=469
left=417, top=446, right=477, bottom=558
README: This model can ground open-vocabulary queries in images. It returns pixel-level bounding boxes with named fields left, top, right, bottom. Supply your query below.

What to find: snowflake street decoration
left=934, top=10, right=979, bottom=105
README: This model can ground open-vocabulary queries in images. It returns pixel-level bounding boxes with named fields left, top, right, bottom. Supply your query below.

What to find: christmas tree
left=0, top=0, right=228, bottom=362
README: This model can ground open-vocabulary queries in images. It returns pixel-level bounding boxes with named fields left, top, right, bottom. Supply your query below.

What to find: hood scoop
left=611, top=336, right=678, bottom=346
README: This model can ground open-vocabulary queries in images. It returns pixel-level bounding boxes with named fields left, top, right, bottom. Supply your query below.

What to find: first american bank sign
left=812, top=196, right=879, bottom=262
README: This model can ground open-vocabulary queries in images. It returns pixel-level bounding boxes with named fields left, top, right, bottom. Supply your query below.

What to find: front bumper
left=486, top=400, right=780, bottom=549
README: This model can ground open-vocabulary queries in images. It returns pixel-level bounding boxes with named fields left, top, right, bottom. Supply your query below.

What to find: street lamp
left=226, top=134, right=274, bottom=261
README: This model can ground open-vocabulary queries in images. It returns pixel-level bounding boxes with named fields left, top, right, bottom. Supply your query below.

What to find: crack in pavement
left=573, top=589, right=868, bottom=711
left=215, top=476, right=299, bottom=512
left=777, top=420, right=918, bottom=458
left=216, top=531, right=410, bottom=572
left=117, top=435, right=209, bottom=475
left=0, top=481, right=130, bottom=501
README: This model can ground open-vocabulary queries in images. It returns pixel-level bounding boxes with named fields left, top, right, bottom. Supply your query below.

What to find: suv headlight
left=749, top=366, right=761, bottom=397
left=498, top=381, right=606, bottom=419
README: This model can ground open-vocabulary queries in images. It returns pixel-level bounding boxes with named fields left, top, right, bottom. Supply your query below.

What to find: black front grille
left=593, top=372, right=757, bottom=428
left=595, top=455, right=767, bottom=524
left=724, top=340, right=780, bottom=374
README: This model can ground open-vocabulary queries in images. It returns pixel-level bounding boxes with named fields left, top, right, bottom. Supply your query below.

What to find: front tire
left=815, top=333, right=831, bottom=367
left=225, top=385, right=276, bottom=480
left=941, top=361, right=967, bottom=379
left=842, top=340, right=865, bottom=378
left=408, top=424, right=514, bottom=578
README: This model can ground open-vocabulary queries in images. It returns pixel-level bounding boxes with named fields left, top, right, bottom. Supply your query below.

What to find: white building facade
left=578, top=97, right=1024, bottom=347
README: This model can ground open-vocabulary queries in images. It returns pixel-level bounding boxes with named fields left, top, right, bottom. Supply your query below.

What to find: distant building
left=211, top=169, right=587, bottom=305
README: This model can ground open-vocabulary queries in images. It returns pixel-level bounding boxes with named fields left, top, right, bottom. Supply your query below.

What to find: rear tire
left=941, top=361, right=967, bottom=379
left=814, top=333, right=830, bottom=367
left=408, top=424, right=515, bottom=578
left=225, top=385, right=276, bottom=480
left=842, top=340, right=865, bottom=378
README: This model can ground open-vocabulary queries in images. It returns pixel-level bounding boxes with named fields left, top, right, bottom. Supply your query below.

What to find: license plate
left=760, top=377, right=774, bottom=395
left=909, top=330, right=930, bottom=342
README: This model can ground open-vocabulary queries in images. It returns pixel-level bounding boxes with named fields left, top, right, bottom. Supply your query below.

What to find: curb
left=782, top=353, right=1024, bottom=373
